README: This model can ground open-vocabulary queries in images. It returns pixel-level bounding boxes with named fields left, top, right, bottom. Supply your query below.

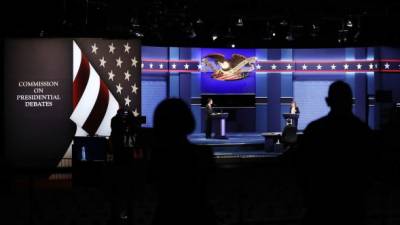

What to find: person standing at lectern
left=289, top=100, right=300, bottom=127
left=290, top=100, right=300, bottom=114
left=205, top=98, right=214, bottom=138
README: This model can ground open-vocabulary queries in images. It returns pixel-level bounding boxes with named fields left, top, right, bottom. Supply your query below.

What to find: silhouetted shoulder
left=302, top=115, right=329, bottom=134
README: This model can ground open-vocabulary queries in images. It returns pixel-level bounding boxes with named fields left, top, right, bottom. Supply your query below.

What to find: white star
left=302, top=64, right=307, bottom=70
left=116, top=57, right=123, bottom=67
left=91, top=43, right=98, bottom=54
left=172, top=63, right=177, bottom=69
left=286, top=64, right=292, bottom=70
left=197, top=64, right=202, bottom=70
left=133, top=109, right=139, bottom=117
left=131, top=57, right=138, bottom=67
left=99, top=57, right=106, bottom=67
left=375, top=64, right=378, bottom=69
left=108, top=70, right=115, bottom=81
left=149, top=63, right=153, bottom=69
left=271, top=64, right=277, bottom=70
left=108, top=43, right=115, bottom=54
left=344, top=64, right=349, bottom=70
left=184, top=63, right=189, bottom=69
left=116, top=83, right=123, bottom=94
left=384, top=63, right=390, bottom=69
left=357, top=63, right=362, bottom=70
left=369, top=63, right=374, bottom=70
left=124, top=70, right=131, bottom=81
left=256, top=64, right=261, bottom=70
left=124, top=95, right=131, bottom=106
left=331, top=64, right=336, bottom=70
left=131, top=83, right=138, bottom=94
left=124, top=42, right=131, bottom=53
left=141, top=63, right=144, bottom=68
left=159, top=64, right=164, bottom=69
left=316, top=64, right=322, bottom=70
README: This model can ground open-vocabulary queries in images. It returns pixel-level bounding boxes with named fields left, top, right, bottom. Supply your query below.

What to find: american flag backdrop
left=57, top=38, right=141, bottom=164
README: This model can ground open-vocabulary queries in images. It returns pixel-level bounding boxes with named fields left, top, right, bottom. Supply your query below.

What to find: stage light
left=196, top=18, right=203, bottom=24
left=286, top=34, right=294, bottom=41
left=130, top=17, right=140, bottom=28
left=231, top=43, right=236, bottom=48
left=212, top=34, right=218, bottom=41
left=311, top=23, right=319, bottom=38
left=129, top=17, right=144, bottom=38
left=134, top=31, right=144, bottom=38
left=236, top=18, right=244, bottom=27
left=189, top=29, right=197, bottom=38
left=129, top=28, right=144, bottom=38
left=280, top=20, right=288, bottom=26
left=312, top=24, right=317, bottom=30
left=262, top=22, right=275, bottom=40
left=346, top=19, right=353, bottom=28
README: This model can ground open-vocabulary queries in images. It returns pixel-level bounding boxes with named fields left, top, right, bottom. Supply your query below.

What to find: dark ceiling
left=4, top=0, right=400, bottom=48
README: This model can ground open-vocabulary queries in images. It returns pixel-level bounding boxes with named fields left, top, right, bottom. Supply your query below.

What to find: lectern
left=283, top=113, right=299, bottom=127
left=211, top=112, right=229, bottom=139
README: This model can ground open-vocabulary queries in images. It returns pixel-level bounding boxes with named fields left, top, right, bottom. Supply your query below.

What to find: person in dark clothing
left=109, top=107, right=138, bottom=224
left=290, top=100, right=300, bottom=115
left=295, top=80, right=375, bottom=225
left=205, top=98, right=214, bottom=138
left=289, top=100, right=300, bottom=127
left=111, top=108, right=139, bottom=164
left=150, top=98, right=216, bottom=225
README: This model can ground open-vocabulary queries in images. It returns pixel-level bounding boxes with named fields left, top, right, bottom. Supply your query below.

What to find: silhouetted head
left=326, top=81, right=353, bottom=114
left=153, top=98, right=195, bottom=139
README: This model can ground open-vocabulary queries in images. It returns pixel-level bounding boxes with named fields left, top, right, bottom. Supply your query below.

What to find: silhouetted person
left=205, top=98, right=214, bottom=138
left=109, top=108, right=138, bottom=224
left=111, top=108, right=132, bottom=164
left=150, top=98, right=216, bottom=225
left=290, top=100, right=300, bottom=114
left=296, top=81, right=375, bottom=225
left=289, top=100, right=300, bottom=127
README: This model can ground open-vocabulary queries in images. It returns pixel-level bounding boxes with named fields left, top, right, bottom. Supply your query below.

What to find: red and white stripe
left=53, top=42, right=119, bottom=169
left=71, top=41, right=119, bottom=136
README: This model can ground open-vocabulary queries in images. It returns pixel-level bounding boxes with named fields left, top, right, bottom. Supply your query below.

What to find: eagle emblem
left=201, top=53, right=256, bottom=81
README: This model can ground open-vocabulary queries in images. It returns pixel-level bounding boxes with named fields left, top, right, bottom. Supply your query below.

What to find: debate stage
left=189, top=133, right=283, bottom=163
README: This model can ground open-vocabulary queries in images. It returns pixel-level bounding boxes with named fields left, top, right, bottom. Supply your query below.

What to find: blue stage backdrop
left=141, top=46, right=400, bottom=133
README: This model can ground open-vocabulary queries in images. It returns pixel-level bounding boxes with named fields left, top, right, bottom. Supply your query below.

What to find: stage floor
left=189, top=132, right=282, bottom=160
left=189, top=132, right=264, bottom=145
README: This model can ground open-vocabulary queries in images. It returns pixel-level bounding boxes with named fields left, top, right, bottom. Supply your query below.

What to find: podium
left=283, top=113, right=299, bottom=127
left=211, top=112, right=229, bottom=139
